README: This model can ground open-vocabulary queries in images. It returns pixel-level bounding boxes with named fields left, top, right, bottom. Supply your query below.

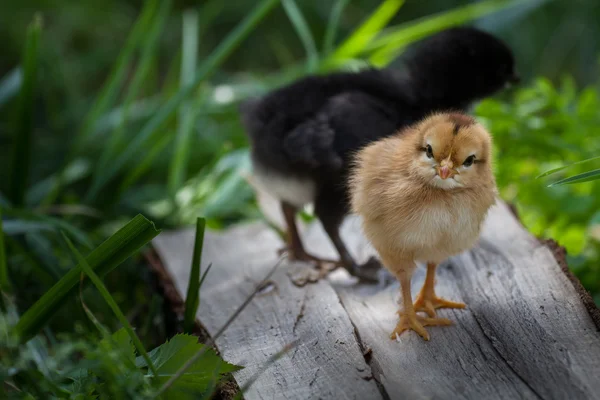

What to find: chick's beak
left=437, top=159, right=454, bottom=180
left=438, top=166, right=451, bottom=180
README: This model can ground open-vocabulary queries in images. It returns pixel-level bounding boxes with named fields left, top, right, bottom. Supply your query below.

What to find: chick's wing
left=282, top=91, right=399, bottom=172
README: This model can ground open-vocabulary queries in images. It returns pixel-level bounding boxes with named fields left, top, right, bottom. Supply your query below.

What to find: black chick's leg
left=278, top=201, right=336, bottom=264
left=315, top=196, right=381, bottom=283
left=319, top=216, right=381, bottom=283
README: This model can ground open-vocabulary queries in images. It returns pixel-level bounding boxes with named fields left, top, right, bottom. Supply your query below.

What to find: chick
left=349, top=112, right=497, bottom=340
left=240, top=27, right=517, bottom=283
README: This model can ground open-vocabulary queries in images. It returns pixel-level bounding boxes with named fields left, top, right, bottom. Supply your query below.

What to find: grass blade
left=322, top=0, right=349, bottom=56
left=87, top=0, right=281, bottom=196
left=153, top=255, right=284, bottom=398
left=13, top=214, right=160, bottom=343
left=75, top=0, right=159, bottom=148
left=330, top=0, right=405, bottom=62
left=0, top=68, right=22, bottom=109
left=366, top=0, right=514, bottom=66
left=168, top=9, right=200, bottom=196
left=548, top=168, right=600, bottom=187
left=42, top=0, right=160, bottom=206
left=62, top=232, right=158, bottom=377
left=5, top=235, right=59, bottom=285
left=0, top=205, right=9, bottom=293
left=183, top=217, right=206, bottom=334
left=282, top=0, right=319, bottom=72
left=118, top=134, right=171, bottom=194
left=9, top=15, right=41, bottom=206
left=96, top=0, right=172, bottom=176
left=536, top=155, right=600, bottom=178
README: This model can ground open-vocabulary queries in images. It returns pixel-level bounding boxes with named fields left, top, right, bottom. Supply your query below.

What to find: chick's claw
left=390, top=312, right=453, bottom=341
left=413, top=293, right=466, bottom=318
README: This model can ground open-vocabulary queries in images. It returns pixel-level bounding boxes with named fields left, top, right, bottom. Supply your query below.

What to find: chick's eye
left=425, top=144, right=433, bottom=159
left=463, top=155, right=476, bottom=167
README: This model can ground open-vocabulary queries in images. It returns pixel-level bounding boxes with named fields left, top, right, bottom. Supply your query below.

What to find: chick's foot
left=280, top=246, right=339, bottom=287
left=286, top=260, right=338, bottom=287
left=390, top=311, right=452, bottom=341
left=347, top=256, right=383, bottom=284
left=412, top=262, right=466, bottom=317
left=277, top=245, right=338, bottom=264
left=413, top=292, right=466, bottom=318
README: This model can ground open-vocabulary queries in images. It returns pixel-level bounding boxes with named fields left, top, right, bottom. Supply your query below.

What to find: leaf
left=9, top=14, right=41, bottom=206
left=42, top=0, right=161, bottom=206
left=282, top=0, right=319, bottom=72
left=549, top=168, right=600, bottom=187
left=63, top=233, right=157, bottom=376
left=330, top=0, right=405, bottom=62
left=2, top=210, right=93, bottom=249
left=4, top=235, right=58, bottom=285
left=139, top=334, right=241, bottom=398
left=168, top=9, right=201, bottom=196
left=322, top=0, right=349, bottom=55
left=0, top=205, right=8, bottom=293
left=366, top=0, right=515, bottom=66
left=104, top=327, right=136, bottom=366
left=536, top=155, right=600, bottom=178
left=96, top=0, right=172, bottom=177
left=119, top=134, right=172, bottom=194
left=86, top=0, right=280, bottom=198
left=14, top=214, right=160, bottom=343
left=0, top=68, right=22, bottom=109
left=26, top=159, right=91, bottom=206
left=74, top=0, right=160, bottom=148
left=184, top=217, right=206, bottom=334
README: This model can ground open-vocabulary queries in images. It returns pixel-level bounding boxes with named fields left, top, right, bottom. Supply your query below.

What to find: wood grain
left=298, top=201, right=600, bottom=400
left=153, top=222, right=382, bottom=400
left=154, top=185, right=600, bottom=400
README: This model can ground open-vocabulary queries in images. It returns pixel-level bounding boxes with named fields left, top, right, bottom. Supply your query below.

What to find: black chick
left=240, top=27, right=519, bottom=283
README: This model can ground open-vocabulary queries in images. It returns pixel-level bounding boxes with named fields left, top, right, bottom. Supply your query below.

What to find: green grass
left=9, top=15, right=41, bottom=206
left=1, top=0, right=599, bottom=396
left=183, top=217, right=207, bottom=334
left=14, top=214, right=160, bottom=343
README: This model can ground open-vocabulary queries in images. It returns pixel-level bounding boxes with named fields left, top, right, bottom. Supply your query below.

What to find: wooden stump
left=153, top=192, right=600, bottom=400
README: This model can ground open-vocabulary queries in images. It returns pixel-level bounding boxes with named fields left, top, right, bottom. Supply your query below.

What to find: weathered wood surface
left=153, top=190, right=600, bottom=400
left=153, top=222, right=381, bottom=400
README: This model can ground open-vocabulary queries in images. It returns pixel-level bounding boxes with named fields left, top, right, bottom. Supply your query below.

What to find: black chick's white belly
left=251, top=160, right=316, bottom=209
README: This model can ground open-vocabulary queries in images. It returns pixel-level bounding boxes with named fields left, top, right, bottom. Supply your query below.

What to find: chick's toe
left=412, top=262, right=466, bottom=317
left=391, top=312, right=453, bottom=341
left=413, top=294, right=466, bottom=318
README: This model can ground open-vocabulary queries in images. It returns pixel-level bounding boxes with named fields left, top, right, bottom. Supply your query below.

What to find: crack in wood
left=292, top=291, right=307, bottom=334
left=471, top=312, right=544, bottom=400
left=334, top=291, right=391, bottom=400
left=153, top=200, right=600, bottom=400
left=309, top=367, right=320, bottom=386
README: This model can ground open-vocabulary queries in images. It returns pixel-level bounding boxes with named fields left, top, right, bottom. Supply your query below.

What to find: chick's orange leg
left=413, top=262, right=466, bottom=317
left=391, top=269, right=452, bottom=341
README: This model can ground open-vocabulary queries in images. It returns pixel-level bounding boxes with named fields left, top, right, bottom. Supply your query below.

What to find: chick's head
left=411, top=113, right=494, bottom=191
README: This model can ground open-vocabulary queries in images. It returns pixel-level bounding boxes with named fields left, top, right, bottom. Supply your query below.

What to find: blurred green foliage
left=1, top=0, right=600, bottom=396
left=476, top=76, right=600, bottom=303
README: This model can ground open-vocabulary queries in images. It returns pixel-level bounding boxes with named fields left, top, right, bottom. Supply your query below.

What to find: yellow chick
left=349, top=112, right=497, bottom=341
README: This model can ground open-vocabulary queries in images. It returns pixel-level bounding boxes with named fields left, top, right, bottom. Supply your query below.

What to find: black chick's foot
left=347, top=256, right=384, bottom=284
left=286, top=257, right=339, bottom=287
left=277, top=245, right=338, bottom=265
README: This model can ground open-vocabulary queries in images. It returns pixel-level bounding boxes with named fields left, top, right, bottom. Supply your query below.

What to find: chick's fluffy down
left=349, top=115, right=497, bottom=267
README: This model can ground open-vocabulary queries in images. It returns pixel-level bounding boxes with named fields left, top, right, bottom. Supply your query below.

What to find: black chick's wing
left=280, top=90, right=400, bottom=175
